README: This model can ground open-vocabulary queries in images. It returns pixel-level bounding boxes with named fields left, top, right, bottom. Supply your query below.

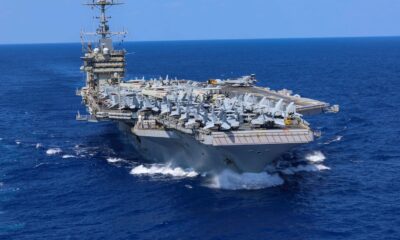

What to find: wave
left=36, top=143, right=43, bottom=149
left=324, top=135, right=343, bottom=145
left=46, top=148, right=62, bottom=156
left=62, top=155, right=76, bottom=159
left=334, top=135, right=343, bottom=142
left=107, top=157, right=126, bottom=163
left=73, top=145, right=112, bottom=158
left=207, top=170, right=284, bottom=190
left=280, top=164, right=330, bottom=175
left=73, top=145, right=90, bottom=157
left=279, top=151, right=330, bottom=175
left=15, top=140, right=21, bottom=145
left=130, top=164, right=198, bottom=178
left=34, top=163, right=48, bottom=168
left=305, top=151, right=326, bottom=163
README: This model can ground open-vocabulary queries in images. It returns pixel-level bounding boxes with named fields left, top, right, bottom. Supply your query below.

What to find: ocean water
left=0, top=38, right=399, bottom=239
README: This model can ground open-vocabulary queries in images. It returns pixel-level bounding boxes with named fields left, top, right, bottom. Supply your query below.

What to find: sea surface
left=0, top=38, right=399, bottom=239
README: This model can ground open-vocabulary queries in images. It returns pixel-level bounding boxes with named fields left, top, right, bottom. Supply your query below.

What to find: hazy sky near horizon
left=1, top=0, right=400, bottom=44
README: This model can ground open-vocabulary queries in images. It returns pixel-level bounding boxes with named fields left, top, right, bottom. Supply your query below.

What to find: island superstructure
left=77, top=0, right=339, bottom=173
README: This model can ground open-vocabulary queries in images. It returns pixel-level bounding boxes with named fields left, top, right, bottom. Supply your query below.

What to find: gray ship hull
left=119, top=123, right=307, bottom=173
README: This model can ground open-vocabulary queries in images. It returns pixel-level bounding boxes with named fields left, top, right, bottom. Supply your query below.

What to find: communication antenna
left=82, top=0, right=127, bottom=50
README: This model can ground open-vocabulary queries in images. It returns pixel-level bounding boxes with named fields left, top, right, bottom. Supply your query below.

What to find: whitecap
left=281, top=164, right=331, bottom=175
left=34, top=163, right=46, bottom=168
left=46, top=148, right=62, bottom=156
left=305, top=151, right=326, bottom=163
left=73, top=145, right=102, bottom=158
left=73, top=146, right=87, bottom=156
left=107, top=157, right=126, bottom=163
left=207, top=170, right=284, bottom=190
left=335, top=135, right=343, bottom=142
left=130, top=164, right=198, bottom=178
left=62, top=155, right=76, bottom=159
left=15, top=140, right=21, bottom=145
left=36, top=143, right=43, bottom=149
left=324, top=135, right=343, bottom=145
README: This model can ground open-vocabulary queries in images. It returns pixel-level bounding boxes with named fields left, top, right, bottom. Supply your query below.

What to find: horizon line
left=1, top=35, right=400, bottom=46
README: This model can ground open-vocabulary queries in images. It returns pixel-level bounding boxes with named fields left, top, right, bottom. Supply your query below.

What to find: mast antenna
left=83, top=0, right=127, bottom=44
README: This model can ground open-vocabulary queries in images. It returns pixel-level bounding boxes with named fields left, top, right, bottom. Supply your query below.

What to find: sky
left=1, top=0, right=400, bottom=44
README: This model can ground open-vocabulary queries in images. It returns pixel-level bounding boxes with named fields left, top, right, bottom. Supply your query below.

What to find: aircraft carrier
left=77, top=0, right=339, bottom=173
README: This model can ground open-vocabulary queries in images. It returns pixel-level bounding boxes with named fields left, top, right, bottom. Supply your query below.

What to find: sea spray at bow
left=207, top=151, right=329, bottom=190
left=207, top=170, right=284, bottom=190
left=305, top=151, right=326, bottom=163
left=127, top=151, right=330, bottom=190
left=130, top=164, right=199, bottom=178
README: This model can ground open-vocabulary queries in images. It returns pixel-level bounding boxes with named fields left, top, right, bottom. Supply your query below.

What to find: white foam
left=324, top=135, right=343, bottom=145
left=34, top=163, right=46, bottom=168
left=46, top=148, right=62, bottom=156
left=335, top=136, right=343, bottom=141
left=107, top=157, right=125, bottom=163
left=36, top=143, right=43, bottom=149
left=130, top=164, right=198, bottom=178
left=305, top=151, right=326, bottom=163
left=73, top=145, right=102, bottom=158
left=62, top=155, right=76, bottom=159
left=15, top=140, right=21, bottom=145
left=315, top=164, right=330, bottom=171
left=208, top=170, right=284, bottom=190
left=73, top=146, right=87, bottom=156
left=281, top=164, right=331, bottom=175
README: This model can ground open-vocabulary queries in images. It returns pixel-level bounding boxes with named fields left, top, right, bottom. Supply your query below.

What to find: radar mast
left=82, top=0, right=127, bottom=50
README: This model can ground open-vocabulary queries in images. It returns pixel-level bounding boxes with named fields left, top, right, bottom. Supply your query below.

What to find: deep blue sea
left=0, top=38, right=399, bottom=239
